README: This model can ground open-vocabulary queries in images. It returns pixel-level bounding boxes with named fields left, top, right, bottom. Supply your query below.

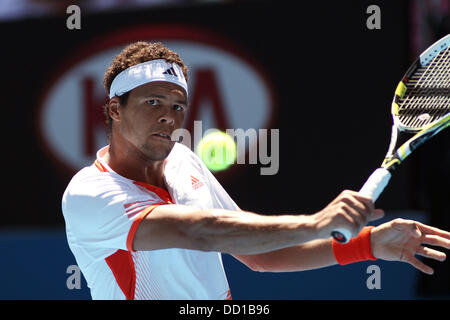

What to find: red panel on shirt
left=105, top=249, right=136, bottom=300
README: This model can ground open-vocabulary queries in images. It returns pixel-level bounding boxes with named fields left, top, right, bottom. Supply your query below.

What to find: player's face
left=115, top=81, right=188, bottom=161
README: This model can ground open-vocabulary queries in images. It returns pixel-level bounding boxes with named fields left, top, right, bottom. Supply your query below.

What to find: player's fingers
left=328, top=190, right=353, bottom=207
left=416, top=246, right=447, bottom=262
left=352, top=191, right=376, bottom=211
left=415, top=222, right=450, bottom=240
left=340, top=205, right=365, bottom=236
left=421, top=234, right=450, bottom=250
left=334, top=190, right=366, bottom=203
left=353, top=194, right=376, bottom=220
left=339, top=198, right=368, bottom=220
left=340, top=191, right=374, bottom=217
left=404, top=255, right=434, bottom=275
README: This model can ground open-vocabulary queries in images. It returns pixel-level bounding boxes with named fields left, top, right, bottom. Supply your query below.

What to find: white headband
left=109, top=59, right=188, bottom=99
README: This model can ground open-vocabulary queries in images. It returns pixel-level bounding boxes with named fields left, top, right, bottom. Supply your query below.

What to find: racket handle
left=331, top=168, right=392, bottom=243
left=359, top=168, right=392, bottom=202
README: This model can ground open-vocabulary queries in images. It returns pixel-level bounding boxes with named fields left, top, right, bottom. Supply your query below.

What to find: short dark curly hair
left=103, top=41, right=189, bottom=138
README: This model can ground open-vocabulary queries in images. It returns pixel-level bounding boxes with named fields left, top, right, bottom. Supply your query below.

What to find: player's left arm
left=233, top=218, right=450, bottom=274
left=232, top=238, right=336, bottom=272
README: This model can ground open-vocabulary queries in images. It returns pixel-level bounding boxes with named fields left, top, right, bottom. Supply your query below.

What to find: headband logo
left=163, top=67, right=178, bottom=77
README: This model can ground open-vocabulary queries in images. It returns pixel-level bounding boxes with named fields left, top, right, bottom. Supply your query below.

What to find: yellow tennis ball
left=196, top=131, right=237, bottom=171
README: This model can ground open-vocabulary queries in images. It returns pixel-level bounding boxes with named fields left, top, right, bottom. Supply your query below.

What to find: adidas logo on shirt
left=191, top=175, right=204, bottom=190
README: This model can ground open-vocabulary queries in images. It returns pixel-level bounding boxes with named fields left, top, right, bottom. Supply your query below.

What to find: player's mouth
left=152, top=132, right=172, bottom=141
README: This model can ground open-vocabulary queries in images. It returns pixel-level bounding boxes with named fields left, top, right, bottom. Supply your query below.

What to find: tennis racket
left=332, top=34, right=450, bottom=243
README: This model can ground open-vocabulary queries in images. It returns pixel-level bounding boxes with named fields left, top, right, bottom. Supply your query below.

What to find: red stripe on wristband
left=332, top=226, right=377, bottom=265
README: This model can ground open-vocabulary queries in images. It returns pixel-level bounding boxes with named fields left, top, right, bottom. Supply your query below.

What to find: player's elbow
left=247, top=262, right=270, bottom=272
left=233, top=254, right=274, bottom=273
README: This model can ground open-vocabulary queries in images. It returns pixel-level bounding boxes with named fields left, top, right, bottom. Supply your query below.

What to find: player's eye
left=173, top=104, right=185, bottom=111
left=146, top=99, right=159, bottom=106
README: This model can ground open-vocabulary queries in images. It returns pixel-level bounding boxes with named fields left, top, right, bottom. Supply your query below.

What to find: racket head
left=382, top=34, right=450, bottom=169
left=392, top=34, right=450, bottom=133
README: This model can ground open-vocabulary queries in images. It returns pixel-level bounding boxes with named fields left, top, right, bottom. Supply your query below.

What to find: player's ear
left=108, top=98, right=121, bottom=122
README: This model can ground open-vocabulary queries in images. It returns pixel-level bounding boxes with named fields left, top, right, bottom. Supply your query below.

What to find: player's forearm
left=135, top=205, right=318, bottom=254
left=233, top=238, right=337, bottom=272
left=188, top=209, right=318, bottom=255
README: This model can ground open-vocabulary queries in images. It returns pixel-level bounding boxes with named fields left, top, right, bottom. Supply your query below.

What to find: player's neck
left=105, top=142, right=167, bottom=190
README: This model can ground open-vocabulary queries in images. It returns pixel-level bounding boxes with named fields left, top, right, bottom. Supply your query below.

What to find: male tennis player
left=62, top=42, right=450, bottom=300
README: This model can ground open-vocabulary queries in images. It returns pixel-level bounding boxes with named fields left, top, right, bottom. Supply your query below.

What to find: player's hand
left=371, top=219, right=450, bottom=274
left=311, top=190, right=384, bottom=239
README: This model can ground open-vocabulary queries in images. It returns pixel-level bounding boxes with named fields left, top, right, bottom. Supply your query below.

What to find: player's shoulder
left=167, top=142, right=204, bottom=169
left=62, top=164, right=133, bottom=203
left=168, top=142, right=197, bottom=158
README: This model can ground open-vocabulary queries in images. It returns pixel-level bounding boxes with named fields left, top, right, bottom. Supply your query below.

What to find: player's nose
left=157, top=109, right=175, bottom=125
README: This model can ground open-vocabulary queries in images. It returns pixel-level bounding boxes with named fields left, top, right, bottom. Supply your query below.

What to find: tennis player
left=61, top=42, right=450, bottom=300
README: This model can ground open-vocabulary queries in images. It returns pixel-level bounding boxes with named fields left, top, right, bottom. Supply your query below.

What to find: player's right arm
left=133, top=190, right=380, bottom=254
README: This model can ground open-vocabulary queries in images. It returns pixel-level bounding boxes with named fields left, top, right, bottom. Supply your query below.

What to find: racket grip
left=359, top=168, right=392, bottom=202
left=331, top=168, right=391, bottom=243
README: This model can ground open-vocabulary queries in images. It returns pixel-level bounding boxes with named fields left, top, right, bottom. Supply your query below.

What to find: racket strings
left=403, top=49, right=449, bottom=121
left=398, top=45, right=450, bottom=129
